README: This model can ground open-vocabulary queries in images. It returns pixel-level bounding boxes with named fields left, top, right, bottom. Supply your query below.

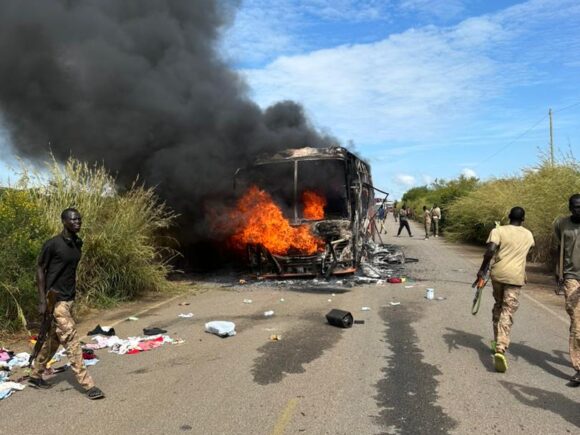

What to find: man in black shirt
left=29, top=208, right=105, bottom=400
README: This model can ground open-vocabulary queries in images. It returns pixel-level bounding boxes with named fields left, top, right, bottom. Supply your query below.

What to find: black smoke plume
left=0, top=1, right=337, bottom=248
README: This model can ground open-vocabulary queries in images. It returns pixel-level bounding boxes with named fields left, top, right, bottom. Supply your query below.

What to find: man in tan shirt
left=431, top=204, right=441, bottom=237
left=553, top=193, right=580, bottom=384
left=477, top=207, right=535, bottom=373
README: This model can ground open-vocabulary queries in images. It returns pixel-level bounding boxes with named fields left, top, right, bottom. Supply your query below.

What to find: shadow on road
left=442, top=328, right=495, bottom=373
left=509, top=342, right=571, bottom=381
left=443, top=328, right=573, bottom=381
left=499, top=381, right=580, bottom=428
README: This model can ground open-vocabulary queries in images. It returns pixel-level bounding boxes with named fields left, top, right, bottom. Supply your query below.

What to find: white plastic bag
left=205, top=321, right=236, bottom=337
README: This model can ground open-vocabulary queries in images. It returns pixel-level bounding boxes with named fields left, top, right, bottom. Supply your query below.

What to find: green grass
left=400, top=157, right=580, bottom=263
left=0, top=157, right=177, bottom=332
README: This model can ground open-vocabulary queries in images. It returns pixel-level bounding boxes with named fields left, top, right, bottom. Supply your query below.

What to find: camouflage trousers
left=31, top=301, right=95, bottom=390
left=492, top=281, right=521, bottom=353
left=563, top=279, right=580, bottom=370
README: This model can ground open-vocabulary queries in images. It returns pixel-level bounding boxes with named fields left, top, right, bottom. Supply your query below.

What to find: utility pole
left=549, top=108, right=554, bottom=166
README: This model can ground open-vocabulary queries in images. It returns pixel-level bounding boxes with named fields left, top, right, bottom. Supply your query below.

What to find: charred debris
left=232, top=146, right=413, bottom=282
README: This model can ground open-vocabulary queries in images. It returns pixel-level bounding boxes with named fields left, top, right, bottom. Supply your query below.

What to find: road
left=1, top=218, right=578, bottom=434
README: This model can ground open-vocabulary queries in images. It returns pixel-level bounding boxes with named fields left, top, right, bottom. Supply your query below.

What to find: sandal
left=494, top=352, right=508, bottom=373
left=86, top=386, right=105, bottom=400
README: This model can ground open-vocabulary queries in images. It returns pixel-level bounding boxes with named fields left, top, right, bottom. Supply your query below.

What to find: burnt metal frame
left=236, top=147, right=380, bottom=278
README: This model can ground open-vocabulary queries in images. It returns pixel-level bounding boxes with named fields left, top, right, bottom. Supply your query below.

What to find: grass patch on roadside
left=400, top=157, right=580, bottom=263
left=0, top=157, right=177, bottom=332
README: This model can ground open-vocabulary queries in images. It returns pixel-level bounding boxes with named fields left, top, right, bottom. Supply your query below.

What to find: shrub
left=446, top=159, right=580, bottom=262
left=0, top=158, right=176, bottom=332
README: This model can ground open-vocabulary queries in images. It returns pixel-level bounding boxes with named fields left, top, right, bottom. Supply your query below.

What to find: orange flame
left=302, top=191, right=326, bottom=220
left=230, top=186, right=323, bottom=255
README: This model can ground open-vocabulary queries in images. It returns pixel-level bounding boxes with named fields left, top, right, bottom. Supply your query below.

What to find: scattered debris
left=178, top=313, right=194, bottom=318
left=327, top=299, right=332, bottom=302
left=361, top=307, right=371, bottom=311
left=143, top=327, right=167, bottom=336
left=353, top=320, right=365, bottom=325
left=270, top=335, right=282, bottom=341
left=205, top=321, right=236, bottom=337
left=280, top=298, right=285, bottom=302
left=89, top=334, right=179, bottom=354
left=243, top=299, right=253, bottom=304
left=436, top=296, right=446, bottom=301
left=390, top=302, right=401, bottom=306
left=326, top=309, right=354, bottom=328
left=264, top=310, right=275, bottom=317
left=425, top=288, right=435, bottom=300
left=404, top=285, right=415, bottom=289
left=127, top=316, right=139, bottom=321
left=87, top=325, right=116, bottom=336
left=178, top=302, right=191, bottom=306
left=239, top=279, right=247, bottom=285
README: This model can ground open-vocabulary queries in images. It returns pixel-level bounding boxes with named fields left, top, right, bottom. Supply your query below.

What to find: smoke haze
left=0, top=0, right=337, bottom=242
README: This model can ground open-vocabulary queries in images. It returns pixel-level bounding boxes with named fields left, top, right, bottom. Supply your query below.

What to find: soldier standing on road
left=476, top=207, right=534, bottom=373
left=431, top=204, right=441, bottom=237
left=29, top=208, right=105, bottom=400
left=423, top=206, right=431, bottom=240
left=553, top=193, right=580, bottom=384
left=396, top=205, right=413, bottom=237
left=393, top=201, right=399, bottom=222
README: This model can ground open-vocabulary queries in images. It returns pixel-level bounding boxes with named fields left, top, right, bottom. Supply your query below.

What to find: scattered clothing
left=178, top=313, right=194, bottom=318
left=0, top=381, right=26, bottom=400
left=87, top=325, right=116, bottom=336
left=90, top=334, right=178, bottom=355
left=7, top=352, right=30, bottom=370
left=205, top=321, right=236, bottom=337
left=143, top=327, right=167, bottom=336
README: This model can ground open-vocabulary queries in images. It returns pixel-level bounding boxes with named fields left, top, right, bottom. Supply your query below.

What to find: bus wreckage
left=233, top=146, right=387, bottom=278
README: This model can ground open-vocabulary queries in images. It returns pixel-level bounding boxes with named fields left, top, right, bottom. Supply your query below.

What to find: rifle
left=471, top=268, right=489, bottom=316
left=28, top=289, right=58, bottom=367
left=556, top=231, right=565, bottom=295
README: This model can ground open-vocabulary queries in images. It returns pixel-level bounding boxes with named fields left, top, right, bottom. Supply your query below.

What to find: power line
left=476, top=114, right=548, bottom=166
left=553, top=100, right=580, bottom=113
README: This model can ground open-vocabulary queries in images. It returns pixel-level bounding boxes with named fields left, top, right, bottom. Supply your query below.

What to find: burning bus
left=231, top=146, right=377, bottom=278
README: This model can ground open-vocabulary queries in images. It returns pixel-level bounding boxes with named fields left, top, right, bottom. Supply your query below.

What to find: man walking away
left=432, top=204, right=441, bottom=237
left=396, top=205, right=413, bottom=237
left=476, top=207, right=534, bottom=373
left=553, top=193, right=580, bottom=384
left=29, top=208, right=105, bottom=400
left=423, top=206, right=431, bottom=240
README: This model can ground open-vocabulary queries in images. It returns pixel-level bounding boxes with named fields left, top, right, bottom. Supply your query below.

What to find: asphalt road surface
left=1, top=218, right=578, bottom=434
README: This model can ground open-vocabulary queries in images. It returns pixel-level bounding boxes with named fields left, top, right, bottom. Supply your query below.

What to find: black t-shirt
left=38, top=234, right=83, bottom=302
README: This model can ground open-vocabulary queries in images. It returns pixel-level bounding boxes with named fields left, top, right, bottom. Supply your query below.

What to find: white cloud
left=421, top=174, right=434, bottom=185
left=461, top=168, right=477, bottom=178
left=221, top=0, right=393, bottom=65
left=239, top=0, right=580, bottom=151
left=394, top=173, right=416, bottom=187
left=399, top=0, right=466, bottom=21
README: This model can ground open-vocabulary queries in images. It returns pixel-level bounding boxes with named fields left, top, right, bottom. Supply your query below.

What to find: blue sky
left=1, top=0, right=580, bottom=199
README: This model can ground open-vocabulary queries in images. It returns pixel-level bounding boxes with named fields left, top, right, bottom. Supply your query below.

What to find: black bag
left=326, top=309, right=353, bottom=328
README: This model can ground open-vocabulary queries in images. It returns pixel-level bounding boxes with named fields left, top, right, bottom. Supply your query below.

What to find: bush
left=400, top=176, right=480, bottom=230
left=0, top=158, right=176, bottom=332
left=446, top=159, right=580, bottom=262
